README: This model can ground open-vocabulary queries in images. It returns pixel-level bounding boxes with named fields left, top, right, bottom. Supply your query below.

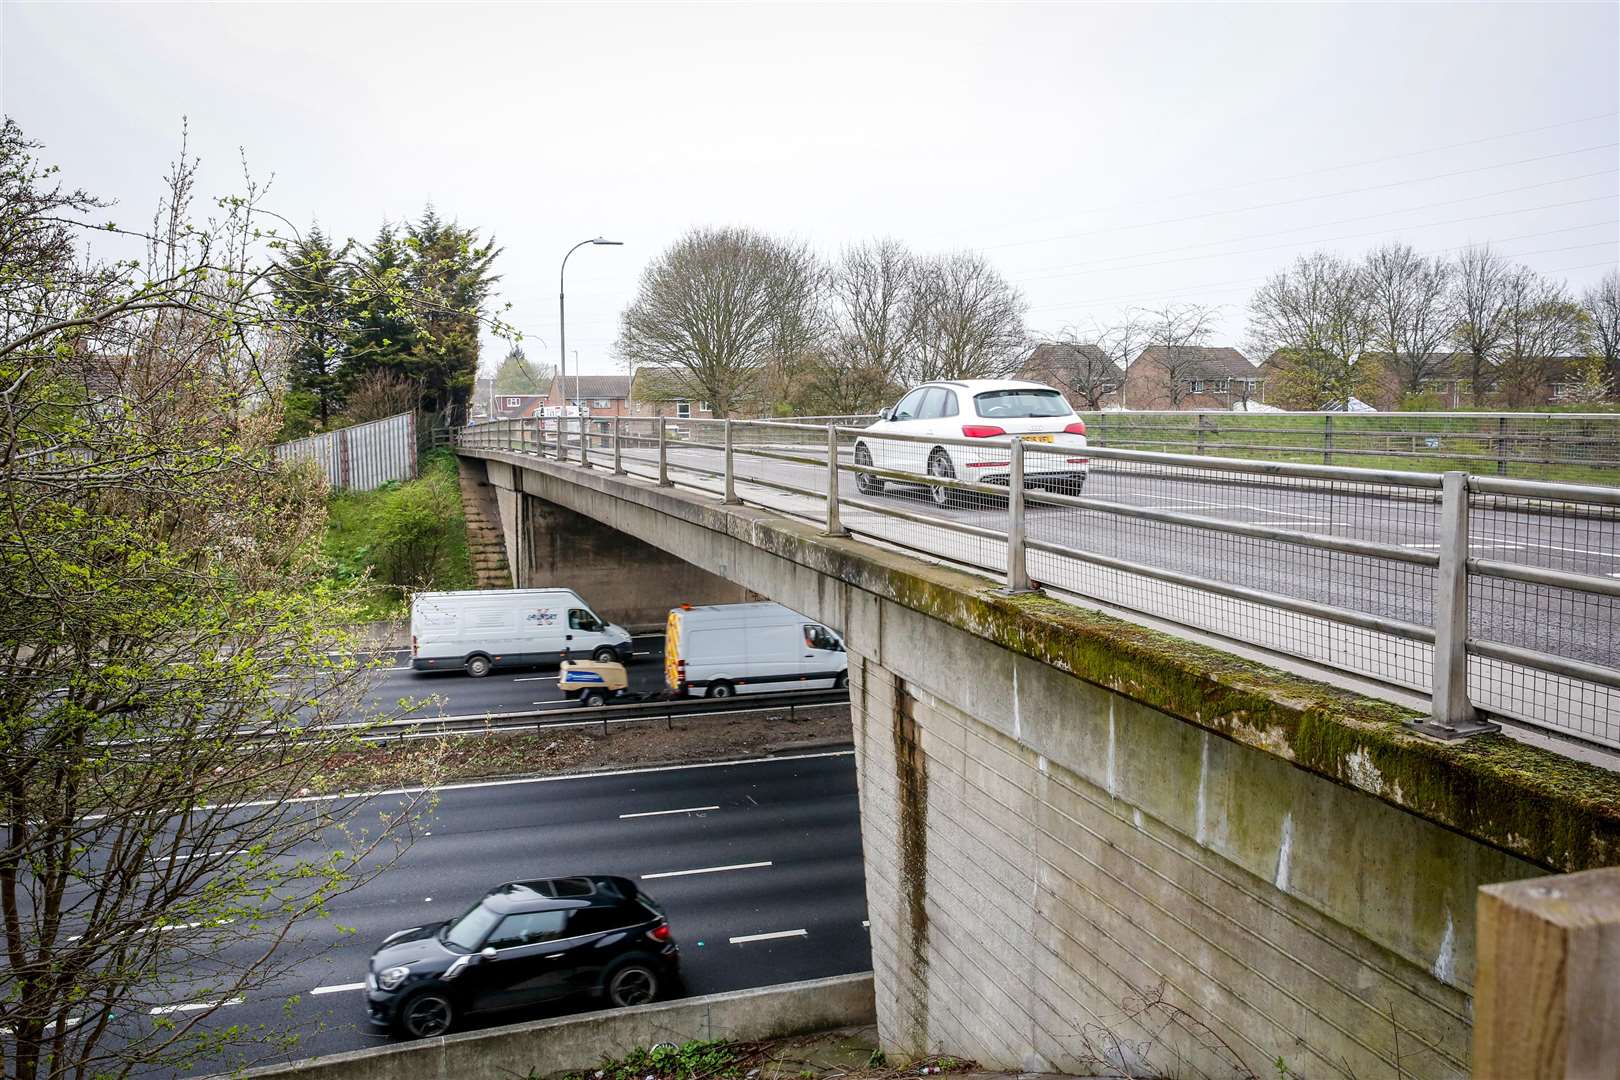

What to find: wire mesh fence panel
left=1082, top=411, right=1620, bottom=485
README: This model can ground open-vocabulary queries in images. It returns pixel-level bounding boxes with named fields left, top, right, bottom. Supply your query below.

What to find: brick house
left=1020, top=343, right=1125, bottom=409
left=628, top=367, right=719, bottom=420
left=1123, top=347, right=1264, bottom=410
left=545, top=375, right=633, bottom=418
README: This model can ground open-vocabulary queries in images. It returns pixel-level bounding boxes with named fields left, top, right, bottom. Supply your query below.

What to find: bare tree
left=816, top=239, right=916, bottom=411
left=1363, top=242, right=1455, bottom=395
left=1451, top=246, right=1513, bottom=406
left=338, top=367, right=422, bottom=425
left=616, top=227, right=822, bottom=417
left=1138, top=302, right=1218, bottom=408
left=1582, top=267, right=1620, bottom=390
left=904, top=250, right=1027, bottom=384
left=1247, top=252, right=1375, bottom=409
left=1497, top=268, right=1586, bottom=407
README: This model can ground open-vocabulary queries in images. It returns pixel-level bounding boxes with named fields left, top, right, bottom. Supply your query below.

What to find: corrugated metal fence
left=274, top=412, right=418, bottom=491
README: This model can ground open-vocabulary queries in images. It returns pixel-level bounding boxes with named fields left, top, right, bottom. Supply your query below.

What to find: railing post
left=823, top=424, right=849, bottom=536
left=612, top=416, right=624, bottom=475
left=1322, top=413, right=1334, bottom=465
left=1496, top=416, right=1509, bottom=477
left=579, top=415, right=591, bottom=468
left=1001, top=438, right=1034, bottom=594
left=723, top=420, right=740, bottom=504
left=1411, top=471, right=1495, bottom=739
left=657, top=416, right=672, bottom=486
left=1196, top=412, right=1208, bottom=455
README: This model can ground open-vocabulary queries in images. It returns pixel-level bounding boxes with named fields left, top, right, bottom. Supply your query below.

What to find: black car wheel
left=853, top=443, right=883, bottom=496
left=604, top=958, right=661, bottom=1007
left=399, top=991, right=454, bottom=1038
left=592, top=646, right=617, bottom=662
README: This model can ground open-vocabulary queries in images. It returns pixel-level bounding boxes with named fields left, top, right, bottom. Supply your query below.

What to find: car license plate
left=1026, top=434, right=1055, bottom=443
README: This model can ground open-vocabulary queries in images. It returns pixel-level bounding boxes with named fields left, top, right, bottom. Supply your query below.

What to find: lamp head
left=592, top=238, right=624, bottom=246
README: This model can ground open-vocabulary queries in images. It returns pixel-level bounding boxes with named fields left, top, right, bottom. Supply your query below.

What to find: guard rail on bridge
left=458, top=415, right=1620, bottom=751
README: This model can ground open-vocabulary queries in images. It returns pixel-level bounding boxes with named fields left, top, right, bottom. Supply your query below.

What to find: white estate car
left=852, top=379, right=1089, bottom=508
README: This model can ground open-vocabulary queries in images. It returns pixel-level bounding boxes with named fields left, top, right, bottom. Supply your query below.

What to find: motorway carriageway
left=149, top=752, right=869, bottom=1077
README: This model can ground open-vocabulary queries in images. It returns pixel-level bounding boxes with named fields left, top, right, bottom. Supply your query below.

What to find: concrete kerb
left=466, top=447, right=1620, bottom=874
left=203, top=974, right=876, bottom=1080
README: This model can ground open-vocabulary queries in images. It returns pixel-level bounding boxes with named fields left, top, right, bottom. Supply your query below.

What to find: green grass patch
left=322, top=449, right=472, bottom=621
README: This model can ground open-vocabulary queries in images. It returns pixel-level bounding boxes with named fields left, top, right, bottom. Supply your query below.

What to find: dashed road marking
left=620, top=805, right=720, bottom=819
left=311, top=982, right=367, bottom=995
left=150, top=997, right=243, bottom=1015
left=642, top=860, right=771, bottom=880
left=729, top=929, right=806, bottom=944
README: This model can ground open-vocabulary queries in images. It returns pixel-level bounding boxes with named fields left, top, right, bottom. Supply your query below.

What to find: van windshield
left=974, top=389, right=1072, bottom=419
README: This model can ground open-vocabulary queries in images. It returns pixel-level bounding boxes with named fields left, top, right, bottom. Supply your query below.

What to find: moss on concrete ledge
left=477, top=450, right=1620, bottom=874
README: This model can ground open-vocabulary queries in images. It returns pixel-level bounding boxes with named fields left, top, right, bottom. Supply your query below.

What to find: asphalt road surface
left=143, top=752, right=868, bottom=1077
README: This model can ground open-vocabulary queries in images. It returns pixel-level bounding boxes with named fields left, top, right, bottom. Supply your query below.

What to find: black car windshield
left=975, top=389, right=1072, bottom=418
left=442, top=902, right=501, bottom=952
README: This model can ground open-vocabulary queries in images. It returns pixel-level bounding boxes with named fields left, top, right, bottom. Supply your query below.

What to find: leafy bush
left=323, top=451, right=471, bottom=619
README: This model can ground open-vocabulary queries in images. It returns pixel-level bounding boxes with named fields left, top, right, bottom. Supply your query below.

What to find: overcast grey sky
left=5, top=1, right=1617, bottom=376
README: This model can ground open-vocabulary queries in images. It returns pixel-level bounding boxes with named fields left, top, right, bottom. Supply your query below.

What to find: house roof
left=1023, top=343, right=1127, bottom=383
left=551, top=374, right=631, bottom=400
left=1133, top=346, right=1257, bottom=378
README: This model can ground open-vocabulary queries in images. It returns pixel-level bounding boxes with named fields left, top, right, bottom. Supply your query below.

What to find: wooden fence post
left=1474, top=867, right=1620, bottom=1078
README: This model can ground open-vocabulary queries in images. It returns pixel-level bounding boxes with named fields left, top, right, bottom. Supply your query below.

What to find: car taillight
left=1064, top=421, right=1087, bottom=435
left=962, top=425, right=1005, bottom=438
left=648, top=923, right=672, bottom=942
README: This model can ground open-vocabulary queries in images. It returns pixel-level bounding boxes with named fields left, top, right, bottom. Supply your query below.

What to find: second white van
left=664, top=602, right=847, bottom=698
left=411, top=589, right=632, bottom=677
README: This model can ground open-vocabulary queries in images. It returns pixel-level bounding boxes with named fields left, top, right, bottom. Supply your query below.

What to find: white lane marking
left=154, top=849, right=246, bottom=864
left=1243, top=521, right=1325, bottom=527
left=150, top=997, right=243, bottom=1015
left=619, top=805, right=720, bottom=819
left=729, top=928, right=806, bottom=944
left=1403, top=542, right=1525, bottom=550
left=861, top=920, right=870, bottom=928
left=513, top=675, right=559, bottom=683
left=311, top=982, right=367, bottom=995
left=1514, top=540, right=1620, bottom=558
left=1609, top=573, right=1620, bottom=579
left=642, top=860, right=772, bottom=880
left=67, top=918, right=232, bottom=942
left=183, top=751, right=855, bottom=813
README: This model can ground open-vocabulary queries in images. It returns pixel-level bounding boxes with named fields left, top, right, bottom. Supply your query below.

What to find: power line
left=1015, top=197, right=1618, bottom=285
left=946, top=111, right=1620, bottom=242
left=1013, top=171, right=1618, bottom=280
left=984, top=142, right=1619, bottom=252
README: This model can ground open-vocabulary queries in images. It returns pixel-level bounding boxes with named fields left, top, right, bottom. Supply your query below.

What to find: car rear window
left=974, top=389, right=1071, bottom=418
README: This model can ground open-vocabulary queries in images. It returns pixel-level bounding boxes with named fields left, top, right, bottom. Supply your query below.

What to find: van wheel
left=834, top=672, right=848, bottom=690
left=465, top=655, right=492, bottom=678
left=581, top=690, right=608, bottom=707
left=592, top=646, right=618, bottom=663
left=707, top=681, right=735, bottom=699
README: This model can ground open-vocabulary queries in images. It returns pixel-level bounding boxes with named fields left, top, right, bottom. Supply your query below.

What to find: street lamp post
left=559, top=237, right=623, bottom=426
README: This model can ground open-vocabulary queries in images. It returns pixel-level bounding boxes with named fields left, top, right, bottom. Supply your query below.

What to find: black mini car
left=365, top=875, right=679, bottom=1037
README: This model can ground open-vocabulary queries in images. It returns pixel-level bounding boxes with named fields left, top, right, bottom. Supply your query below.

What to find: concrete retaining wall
left=210, top=974, right=875, bottom=1080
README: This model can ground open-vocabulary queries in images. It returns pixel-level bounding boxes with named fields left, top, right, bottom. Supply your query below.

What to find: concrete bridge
left=456, top=437, right=1620, bottom=1080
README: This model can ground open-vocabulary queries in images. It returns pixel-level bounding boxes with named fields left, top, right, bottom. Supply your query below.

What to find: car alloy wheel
left=927, top=451, right=957, bottom=509
left=607, top=964, right=659, bottom=1007
left=401, top=992, right=453, bottom=1038
left=854, top=443, right=882, bottom=496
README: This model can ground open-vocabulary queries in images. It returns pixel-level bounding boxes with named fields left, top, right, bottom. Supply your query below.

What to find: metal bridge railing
left=456, top=416, right=1620, bottom=749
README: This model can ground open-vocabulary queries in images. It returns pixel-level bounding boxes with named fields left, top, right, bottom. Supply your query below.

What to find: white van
left=664, top=602, right=847, bottom=698
left=410, top=589, right=633, bottom=677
